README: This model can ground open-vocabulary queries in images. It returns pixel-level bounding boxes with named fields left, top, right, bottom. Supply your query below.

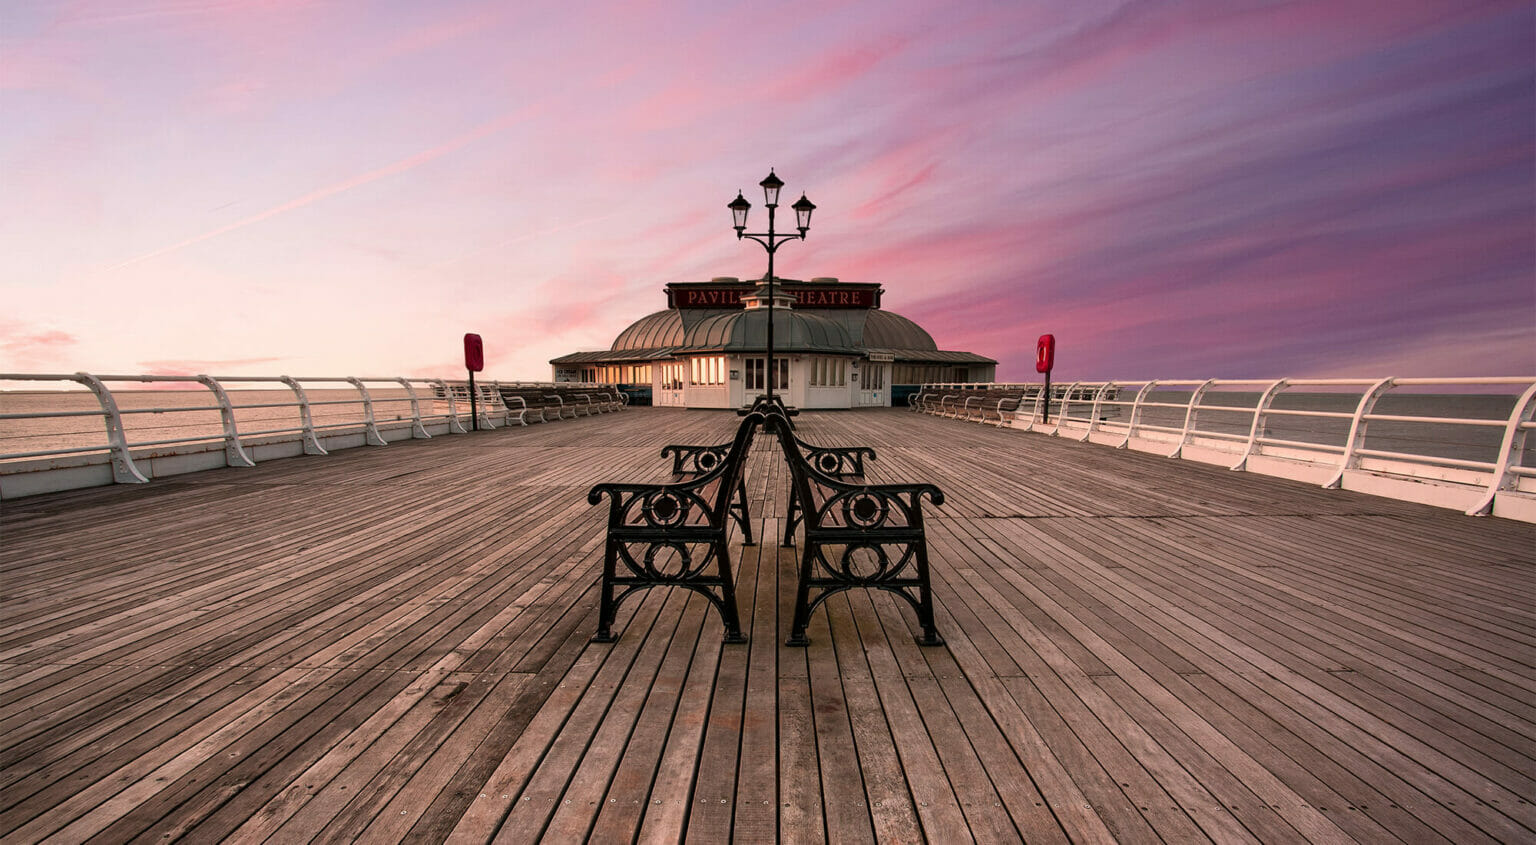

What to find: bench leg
left=785, top=540, right=944, bottom=648
left=592, top=538, right=619, bottom=643
left=912, top=541, right=945, bottom=647
left=715, top=538, right=748, bottom=644
left=785, top=544, right=816, bottom=647
left=732, top=477, right=754, bottom=546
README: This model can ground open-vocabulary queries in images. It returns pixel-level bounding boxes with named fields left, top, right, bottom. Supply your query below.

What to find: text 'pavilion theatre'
left=551, top=276, right=995, bottom=408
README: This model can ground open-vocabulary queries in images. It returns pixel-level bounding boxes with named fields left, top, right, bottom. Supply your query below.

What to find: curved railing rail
left=912, top=377, right=1536, bottom=520
left=0, top=373, right=619, bottom=499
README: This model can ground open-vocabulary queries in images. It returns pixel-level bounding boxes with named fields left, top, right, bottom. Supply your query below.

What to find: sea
left=0, top=388, right=418, bottom=460
left=0, top=387, right=1529, bottom=468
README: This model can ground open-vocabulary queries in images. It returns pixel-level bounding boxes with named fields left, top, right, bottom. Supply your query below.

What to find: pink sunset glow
left=2, top=0, right=1531, bottom=382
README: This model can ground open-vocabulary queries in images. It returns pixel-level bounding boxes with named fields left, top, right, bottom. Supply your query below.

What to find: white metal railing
left=0, top=373, right=622, bottom=498
left=912, top=377, right=1536, bottom=519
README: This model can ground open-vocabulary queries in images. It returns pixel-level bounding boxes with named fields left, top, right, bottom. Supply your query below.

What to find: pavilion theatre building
left=550, top=276, right=995, bottom=409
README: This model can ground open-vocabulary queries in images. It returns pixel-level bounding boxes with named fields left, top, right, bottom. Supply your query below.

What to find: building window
left=866, top=363, right=884, bottom=389
left=744, top=357, right=788, bottom=391
left=894, top=364, right=953, bottom=385
left=660, top=362, right=684, bottom=390
left=810, top=357, right=846, bottom=387
left=690, top=355, right=725, bottom=386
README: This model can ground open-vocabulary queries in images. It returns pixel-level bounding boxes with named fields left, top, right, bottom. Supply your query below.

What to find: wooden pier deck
left=2, top=408, right=1532, bottom=843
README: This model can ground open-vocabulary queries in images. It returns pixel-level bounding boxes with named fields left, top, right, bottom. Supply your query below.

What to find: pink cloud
left=1, top=1, right=1528, bottom=383
left=0, top=322, right=79, bottom=372
left=135, top=357, right=288, bottom=376
left=767, top=33, right=911, bottom=101
left=105, top=103, right=542, bottom=271
left=0, top=47, right=100, bottom=97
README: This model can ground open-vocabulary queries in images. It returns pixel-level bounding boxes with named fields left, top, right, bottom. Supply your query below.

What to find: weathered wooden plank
left=582, top=595, right=710, bottom=843
left=490, top=588, right=690, bottom=845
left=733, top=537, right=781, bottom=842
left=442, top=587, right=671, bottom=842
left=806, top=600, right=877, bottom=844
left=776, top=538, right=827, bottom=845
left=1, top=407, right=1530, bottom=845
left=847, top=590, right=975, bottom=843
left=678, top=531, right=763, bottom=845
left=812, top=596, right=906, bottom=842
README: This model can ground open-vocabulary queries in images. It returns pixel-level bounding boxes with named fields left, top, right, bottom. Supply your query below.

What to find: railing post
left=397, top=378, right=431, bottom=439
left=482, top=380, right=496, bottom=425
left=346, top=378, right=389, bottom=446
left=1231, top=379, right=1288, bottom=471
left=433, top=379, right=468, bottom=434
left=491, top=381, right=509, bottom=425
left=1168, top=379, right=1215, bottom=459
left=1051, top=382, right=1081, bottom=437
left=1025, top=384, right=1046, bottom=432
left=76, top=372, right=149, bottom=484
left=1324, top=377, right=1395, bottom=489
left=280, top=376, right=328, bottom=455
left=1082, top=382, right=1113, bottom=442
left=1466, top=381, right=1536, bottom=516
left=195, top=375, right=255, bottom=467
left=1119, top=381, right=1157, bottom=449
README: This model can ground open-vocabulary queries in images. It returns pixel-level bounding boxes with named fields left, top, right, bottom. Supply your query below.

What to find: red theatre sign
left=793, top=287, right=876, bottom=308
left=674, top=285, right=876, bottom=309
left=675, top=288, right=746, bottom=308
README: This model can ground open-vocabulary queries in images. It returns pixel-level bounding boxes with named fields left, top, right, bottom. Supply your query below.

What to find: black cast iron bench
left=778, top=428, right=875, bottom=546
left=588, top=411, right=765, bottom=644
left=670, top=398, right=875, bottom=549
left=764, top=413, right=945, bottom=648
left=659, top=436, right=755, bottom=546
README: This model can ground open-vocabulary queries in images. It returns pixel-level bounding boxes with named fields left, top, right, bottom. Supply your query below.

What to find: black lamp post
left=730, top=169, right=815, bottom=402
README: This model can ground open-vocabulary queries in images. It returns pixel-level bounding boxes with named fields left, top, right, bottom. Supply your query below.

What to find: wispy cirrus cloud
left=0, top=322, right=79, bottom=372
left=105, top=105, right=540, bottom=272
left=1, top=0, right=1530, bottom=380
left=135, top=357, right=288, bottom=376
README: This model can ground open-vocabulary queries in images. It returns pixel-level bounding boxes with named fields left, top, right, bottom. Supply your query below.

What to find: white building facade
left=551, top=277, right=995, bottom=408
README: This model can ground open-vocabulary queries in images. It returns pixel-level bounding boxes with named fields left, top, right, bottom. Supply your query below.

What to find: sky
left=2, top=0, right=1532, bottom=383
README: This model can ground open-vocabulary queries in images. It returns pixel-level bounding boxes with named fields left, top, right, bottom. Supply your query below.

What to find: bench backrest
left=765, top=415, right=939, bottom=534
left=672, top=411, right=763, bottom=527
left=498, top=387, right=557, bottom=407
left=788, top=431, right=874, bottom=477
left=593, top=412, right=764, bottom=532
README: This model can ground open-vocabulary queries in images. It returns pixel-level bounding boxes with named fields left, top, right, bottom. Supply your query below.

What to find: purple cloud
left=0, top=0, right=1529, bottom=382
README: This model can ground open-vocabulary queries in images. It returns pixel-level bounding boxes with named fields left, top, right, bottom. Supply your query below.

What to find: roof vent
left=810, top=277, right=839, bottom=284
left=710, top=277, right=740, bottom=283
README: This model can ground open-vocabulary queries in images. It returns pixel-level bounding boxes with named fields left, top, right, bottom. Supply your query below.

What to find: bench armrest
left=660, top=442, right=733, bottom=475
left=795, top=437, right=876, bottom=477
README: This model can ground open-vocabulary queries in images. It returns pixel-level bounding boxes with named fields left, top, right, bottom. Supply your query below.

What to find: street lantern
left=729, top=192, right=751, bottom=236
left=759, top=170, right=784, bottom=206
left=792, top=193, right=816, bottom=235
left=728, top=170, right=815, bottom=402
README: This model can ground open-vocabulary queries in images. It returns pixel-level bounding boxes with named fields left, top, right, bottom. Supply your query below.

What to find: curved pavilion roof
left=611, top=309, right=687, bottom=352
left=682, top=309, right=856, bottom=354
left=859, top=309, right=937, bottom=351
left=551, top=296, right=993, bottom=367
